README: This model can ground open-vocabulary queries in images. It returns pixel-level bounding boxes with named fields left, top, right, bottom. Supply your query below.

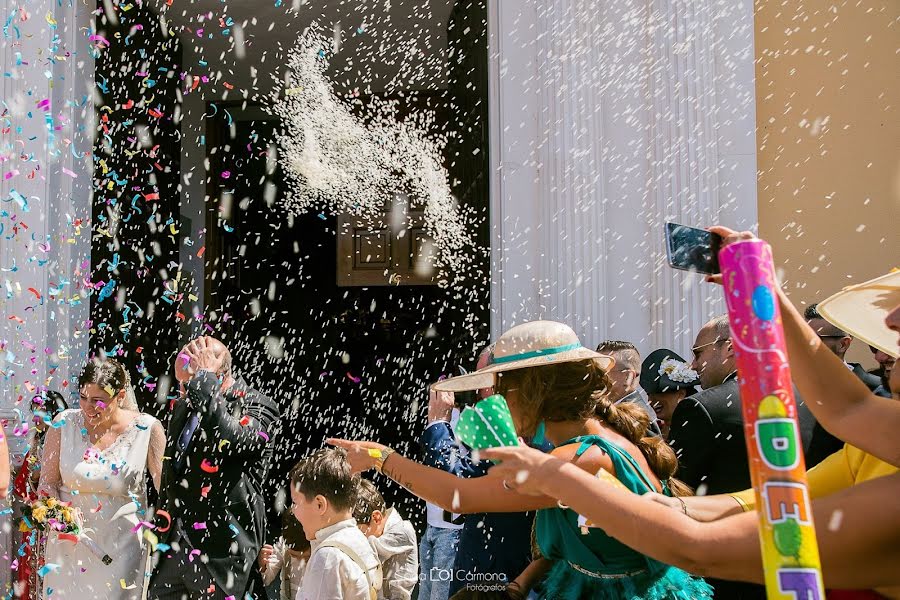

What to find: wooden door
left=336, top=193, right=437, bottom=287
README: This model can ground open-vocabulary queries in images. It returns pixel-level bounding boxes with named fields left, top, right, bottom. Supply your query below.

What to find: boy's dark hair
left=289, top=448, right=359, bottom=512
left=353, top=479, right=386, bottom=524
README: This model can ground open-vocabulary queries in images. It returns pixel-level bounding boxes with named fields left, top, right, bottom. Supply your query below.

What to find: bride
left=39, top=357, right=166, bottom=599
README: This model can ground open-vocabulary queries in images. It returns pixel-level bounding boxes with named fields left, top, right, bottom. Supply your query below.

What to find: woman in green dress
left=330, top=320, right=712, bottom=599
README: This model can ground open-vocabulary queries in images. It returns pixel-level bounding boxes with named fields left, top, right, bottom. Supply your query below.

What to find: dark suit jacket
left=667, top=373, right=815, bottom=495
left=153, top=371, right=280, bottom=597
left=850, top=363, right=882, bottom=392
left=420, top=422, right=534, bottom=596
left=805, top=363, right=888, bottom=466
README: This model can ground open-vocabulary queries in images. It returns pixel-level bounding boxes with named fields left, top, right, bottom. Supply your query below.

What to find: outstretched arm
left=329, top=438, right=613, bottom=514
left=484, top=445, right=900, bottom=589
left=709, top=226, right=900, bottom=467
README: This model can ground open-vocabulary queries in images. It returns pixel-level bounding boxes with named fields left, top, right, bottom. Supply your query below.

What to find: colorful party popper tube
left=718, top=239, right=825, bottom=600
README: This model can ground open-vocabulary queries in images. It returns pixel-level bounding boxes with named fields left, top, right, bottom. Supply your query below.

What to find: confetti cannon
left=719, top=239, right=825, bottom=599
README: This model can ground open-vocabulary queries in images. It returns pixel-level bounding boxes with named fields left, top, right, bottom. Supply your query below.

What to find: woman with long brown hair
left=331, top=320, right=711, bottom=599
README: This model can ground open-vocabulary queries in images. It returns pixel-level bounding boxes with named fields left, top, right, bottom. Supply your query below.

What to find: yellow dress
left=731, top=444, right=898, bottom=599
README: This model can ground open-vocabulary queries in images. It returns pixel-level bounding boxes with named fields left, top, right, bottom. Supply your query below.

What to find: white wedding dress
left=41, top=409, right=160, bottom=599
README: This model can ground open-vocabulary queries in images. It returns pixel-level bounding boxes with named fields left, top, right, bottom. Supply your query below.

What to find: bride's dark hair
left=79, top=357, right=128, bottom=396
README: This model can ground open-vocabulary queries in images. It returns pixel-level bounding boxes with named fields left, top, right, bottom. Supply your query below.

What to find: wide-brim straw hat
left=431, top=320, right=615, bottom=392
left=817, top=270, right=900, bottom=359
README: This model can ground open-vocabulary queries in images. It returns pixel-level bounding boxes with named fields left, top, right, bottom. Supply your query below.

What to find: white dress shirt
left=262, top=537, right=308, bottom=600
left=367, top=509, right=419, bottom=600
left=297, top=519, right=381, bottom=600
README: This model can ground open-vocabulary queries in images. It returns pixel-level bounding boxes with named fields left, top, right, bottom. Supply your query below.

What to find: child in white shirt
left=354, top=480, right=419, bottom=600
left=258, top=510, right=311, bottom=600
left=292, top=448, right=382, bottom=600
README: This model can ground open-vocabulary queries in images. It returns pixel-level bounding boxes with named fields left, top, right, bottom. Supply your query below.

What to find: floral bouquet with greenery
left=23, top=497, right=112, bottom=564
left=23, top=496, right=78, bottom=534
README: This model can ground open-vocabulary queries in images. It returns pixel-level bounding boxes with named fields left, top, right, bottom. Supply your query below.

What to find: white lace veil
left=121, top=369, right=139, bottom=411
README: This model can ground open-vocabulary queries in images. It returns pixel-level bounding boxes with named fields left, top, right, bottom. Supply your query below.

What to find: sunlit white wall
left=487, top=0, right=758, bottom=358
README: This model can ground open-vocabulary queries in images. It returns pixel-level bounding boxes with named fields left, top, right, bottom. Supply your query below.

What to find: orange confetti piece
left=155, top=509, right=172, bottom=533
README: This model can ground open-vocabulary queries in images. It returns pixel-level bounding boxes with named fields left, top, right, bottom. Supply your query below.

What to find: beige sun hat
left=431, top=320, right=615, bottom=392
left=817, top=269, right=900, bottom=359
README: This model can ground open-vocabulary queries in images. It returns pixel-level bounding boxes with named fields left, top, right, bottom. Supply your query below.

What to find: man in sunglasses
left=667, top=315, right=751, bottom=496
left=804, top=304, right=885, bottom=395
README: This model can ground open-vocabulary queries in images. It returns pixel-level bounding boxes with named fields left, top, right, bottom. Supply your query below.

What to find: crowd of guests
left=0, top=225, right=897, bottom=600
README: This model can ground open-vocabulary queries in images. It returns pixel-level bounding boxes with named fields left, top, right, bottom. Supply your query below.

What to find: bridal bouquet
left=24, top=497, right=113, bottom=565
left=24, top=497, right=78, bottom=534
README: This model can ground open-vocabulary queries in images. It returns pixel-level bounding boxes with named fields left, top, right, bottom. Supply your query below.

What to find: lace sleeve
left=37, top=426, right=62, bottom=498
left=146, top=420, right=166, bottom=493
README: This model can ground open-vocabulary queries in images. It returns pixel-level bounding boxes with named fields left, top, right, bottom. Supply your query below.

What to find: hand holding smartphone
left=664, top=222, right=723, bottom=275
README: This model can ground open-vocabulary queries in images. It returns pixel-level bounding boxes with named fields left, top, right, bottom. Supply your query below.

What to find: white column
left=488, top=0, right=757, bottom=356
left=0, top=0, right=92, bottom=411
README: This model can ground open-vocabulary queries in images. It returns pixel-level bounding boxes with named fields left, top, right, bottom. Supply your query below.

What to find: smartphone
left=665, top=222, right=722, bottom=275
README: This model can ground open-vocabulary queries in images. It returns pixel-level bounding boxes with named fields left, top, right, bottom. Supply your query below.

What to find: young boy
left=292, top=448, right=382, bottom=600
left=353, top=479, right=419, bottom=600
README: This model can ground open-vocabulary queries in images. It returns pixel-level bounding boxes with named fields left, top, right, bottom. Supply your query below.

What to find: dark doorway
left=90, top=1, right=182, bottom=413
left=202, top=89, right=489, bottom=537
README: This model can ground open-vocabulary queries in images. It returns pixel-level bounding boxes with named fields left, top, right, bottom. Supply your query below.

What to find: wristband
left=370, top=448, right=396, bottom=474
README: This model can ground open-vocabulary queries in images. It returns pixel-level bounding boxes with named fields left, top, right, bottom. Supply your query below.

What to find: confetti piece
left=38, top=564, right=59, bottom=577
left=200, top=459, right=219, bottom=473
left=155, top=509, right=172, bottom=532
left=193, top=522, right=207, bottom=530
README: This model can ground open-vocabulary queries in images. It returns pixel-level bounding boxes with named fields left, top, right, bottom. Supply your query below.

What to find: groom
left=148, top=337, right=280, bottom=599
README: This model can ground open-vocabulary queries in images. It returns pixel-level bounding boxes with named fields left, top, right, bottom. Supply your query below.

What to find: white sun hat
left=817, top=269, right=900, bottom=359
left=431, top=320, right=615, bottom=392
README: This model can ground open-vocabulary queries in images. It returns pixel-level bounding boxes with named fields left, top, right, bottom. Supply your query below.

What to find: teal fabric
left=535, top=435, right=713, bottom=600
left=491, top=342, right=582, bottom=364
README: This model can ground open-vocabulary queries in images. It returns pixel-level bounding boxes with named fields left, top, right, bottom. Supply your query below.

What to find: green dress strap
left=569, top=435, right=661, bottom=494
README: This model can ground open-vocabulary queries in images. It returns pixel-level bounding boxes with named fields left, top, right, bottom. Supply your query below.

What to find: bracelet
left=676, top=496, right=688, bottom=516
